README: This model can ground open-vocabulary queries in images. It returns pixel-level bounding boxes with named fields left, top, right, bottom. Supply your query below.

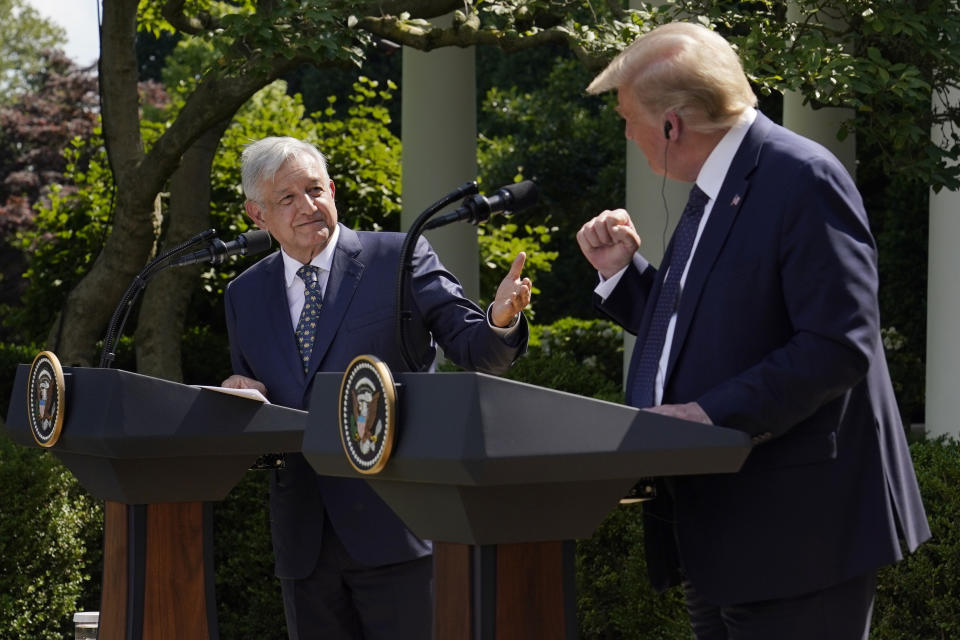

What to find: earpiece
left=663, top=121, right=673, bottom=140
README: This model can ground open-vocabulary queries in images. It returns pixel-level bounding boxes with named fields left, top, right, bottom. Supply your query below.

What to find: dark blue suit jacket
left=225, top=224, right=527, bottom=578
left=601, top=113, right=930, bottom=605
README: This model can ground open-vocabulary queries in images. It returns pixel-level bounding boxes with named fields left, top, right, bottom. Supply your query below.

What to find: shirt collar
left=696, top=107, right=757, bottom=200
left=281, top=223, right=341, bottom=287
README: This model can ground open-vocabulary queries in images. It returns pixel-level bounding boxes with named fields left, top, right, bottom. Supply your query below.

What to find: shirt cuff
left=486, top=304, right=520, bottom=333
left=594, top=265, right=629, bottom=301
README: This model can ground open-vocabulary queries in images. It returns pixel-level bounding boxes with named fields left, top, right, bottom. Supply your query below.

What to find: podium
left=5, top=365, right=752, bottom=639
left=4, top=365, right=307, bottom=640
left=305, top=372, right=752, bottom=638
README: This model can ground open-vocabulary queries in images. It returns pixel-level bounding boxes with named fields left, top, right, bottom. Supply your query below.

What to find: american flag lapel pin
left=731, top=194, right=741, bottom=206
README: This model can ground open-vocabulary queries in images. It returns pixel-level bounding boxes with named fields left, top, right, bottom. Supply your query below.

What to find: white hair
left=241, top=137, right=329, bottom=203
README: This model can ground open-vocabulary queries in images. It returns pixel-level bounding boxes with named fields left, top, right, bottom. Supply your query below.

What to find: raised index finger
left=507, top=251, right=527, bottom=280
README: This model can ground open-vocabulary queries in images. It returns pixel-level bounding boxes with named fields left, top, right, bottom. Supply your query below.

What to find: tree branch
left=161, top=0, right=220, bottom=35
left=357, top=16, right=608, bottom=70
left=359, top=0, right=465, bottom=20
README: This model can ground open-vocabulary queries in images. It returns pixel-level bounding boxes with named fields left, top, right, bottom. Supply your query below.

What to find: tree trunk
left=135, top=121, right=230, bottom=381
left=46, top=0, right=154, bottom=366
left=46, top=0, right=291, bottom=367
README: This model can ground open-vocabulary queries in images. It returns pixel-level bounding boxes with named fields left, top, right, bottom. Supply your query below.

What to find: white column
left=401, top=27, right=478, bottom=299
left=925, top=87, right=960, bottom=439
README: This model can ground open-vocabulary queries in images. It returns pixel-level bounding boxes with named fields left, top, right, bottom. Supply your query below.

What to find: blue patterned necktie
left=295, top=265, right=322, bottom=372
left=631, top=184, right=710, bottom=408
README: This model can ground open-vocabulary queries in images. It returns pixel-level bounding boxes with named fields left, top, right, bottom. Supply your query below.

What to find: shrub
left=213, top=472, right=287, bottom=639
left=502, top=317, right=625, bottom=404
left=872, top=437, right=960, bottom=639
left=0, top=433, right=102, bottom=639
left=576, top=503, right=691, bottom=640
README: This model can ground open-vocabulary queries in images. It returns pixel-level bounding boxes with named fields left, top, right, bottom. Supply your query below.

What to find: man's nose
left=295, top=192, right=318, bottom=214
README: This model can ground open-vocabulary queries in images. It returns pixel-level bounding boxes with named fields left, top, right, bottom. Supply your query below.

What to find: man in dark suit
left=576, top=22, right=930, bottom=640
left=222, top=136, right=531, bottom=639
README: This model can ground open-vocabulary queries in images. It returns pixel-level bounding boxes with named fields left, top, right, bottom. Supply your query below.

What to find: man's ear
left=245, top=200, right=266, bottom=230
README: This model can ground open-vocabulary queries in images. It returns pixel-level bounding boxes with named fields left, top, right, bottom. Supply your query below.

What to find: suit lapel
left=259, top=252, right=305, bottom=383
left=306, top=225, right=364, bottom=375
left=664, top=113, right=773, bottom=387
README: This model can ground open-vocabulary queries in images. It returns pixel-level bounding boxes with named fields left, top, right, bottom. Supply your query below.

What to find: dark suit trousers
left=682, top=572, right=876, bottom=640
left=280, top=518, right=433, bottom=640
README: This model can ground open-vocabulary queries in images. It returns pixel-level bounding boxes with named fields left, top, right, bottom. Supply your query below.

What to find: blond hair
left=587, top=22, right=756, bottom=132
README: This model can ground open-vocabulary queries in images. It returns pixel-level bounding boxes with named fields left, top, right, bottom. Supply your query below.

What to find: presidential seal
left=27, top=351, right=65, bottom=447
left=338, top=355, right=397, bottom=474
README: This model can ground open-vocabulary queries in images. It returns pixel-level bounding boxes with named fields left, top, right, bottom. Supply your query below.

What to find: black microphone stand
left=395, top=181, right=479, bottom=371
left=98, top=229, right=217, bottom=369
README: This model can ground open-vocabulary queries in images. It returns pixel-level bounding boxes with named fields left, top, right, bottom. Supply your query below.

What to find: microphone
left=171, top=229, right=272, bottom=267
left=422, top=180, right=538, bottom=230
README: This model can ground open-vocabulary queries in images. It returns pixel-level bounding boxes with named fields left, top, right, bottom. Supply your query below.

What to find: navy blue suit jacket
left=601, top=113, right=930, bottom=605
left=225, top=224, right=527, bottom=578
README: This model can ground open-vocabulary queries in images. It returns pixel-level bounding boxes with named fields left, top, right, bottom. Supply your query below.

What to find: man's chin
left=305, top=227, right=331, bottom=252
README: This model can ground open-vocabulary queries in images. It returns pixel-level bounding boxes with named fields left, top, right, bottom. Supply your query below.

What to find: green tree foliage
left=0, top=51, right=99, bottom=341
left=7, top=137, right=116, bottom=346
left=477, top=221, right=558, bottom=316
left=707, top=0, right=960, bottom=192
left=478, top=52, right=623, bottom=321
left=0, top=0, right=67, bottom=101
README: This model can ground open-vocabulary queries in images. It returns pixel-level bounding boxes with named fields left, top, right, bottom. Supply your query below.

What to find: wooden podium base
left=99, top=501, right=217, bottom=640
left=434, top=541, right=577, bottom=640
left=95, top=502, right=574, bottom=640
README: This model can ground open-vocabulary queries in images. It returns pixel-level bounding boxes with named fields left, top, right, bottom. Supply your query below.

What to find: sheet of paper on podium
left=193, top=385, right=270, bottom=404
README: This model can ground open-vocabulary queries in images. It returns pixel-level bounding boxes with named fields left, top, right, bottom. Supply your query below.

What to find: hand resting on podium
left=208, top=374, right=270, bottom=402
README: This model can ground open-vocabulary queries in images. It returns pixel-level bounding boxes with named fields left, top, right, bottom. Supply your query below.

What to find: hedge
left=0, top=433, right=102, bottom=640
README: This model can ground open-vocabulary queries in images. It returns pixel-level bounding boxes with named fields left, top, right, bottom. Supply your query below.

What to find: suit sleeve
left=408, top=235, right=528, bottom=374
left=697, top=156, right=879, bottom=438
left=597, top=253, right=657, bottom=335
left=224, top=282, right=255, bottom=379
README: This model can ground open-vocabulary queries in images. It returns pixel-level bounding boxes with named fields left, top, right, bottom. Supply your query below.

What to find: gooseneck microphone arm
left=98, top=228, right=272, bottom=369
left=98, top=229, right=216, bottom=368
left=395, top=181, right=480, bottom=371
left=394, top=179, right=539, bottom=371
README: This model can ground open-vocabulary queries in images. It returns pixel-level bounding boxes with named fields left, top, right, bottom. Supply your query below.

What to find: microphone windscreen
left=243, top=229, right=273, bottom=255
left=501, top=180, right=539, bottom=211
